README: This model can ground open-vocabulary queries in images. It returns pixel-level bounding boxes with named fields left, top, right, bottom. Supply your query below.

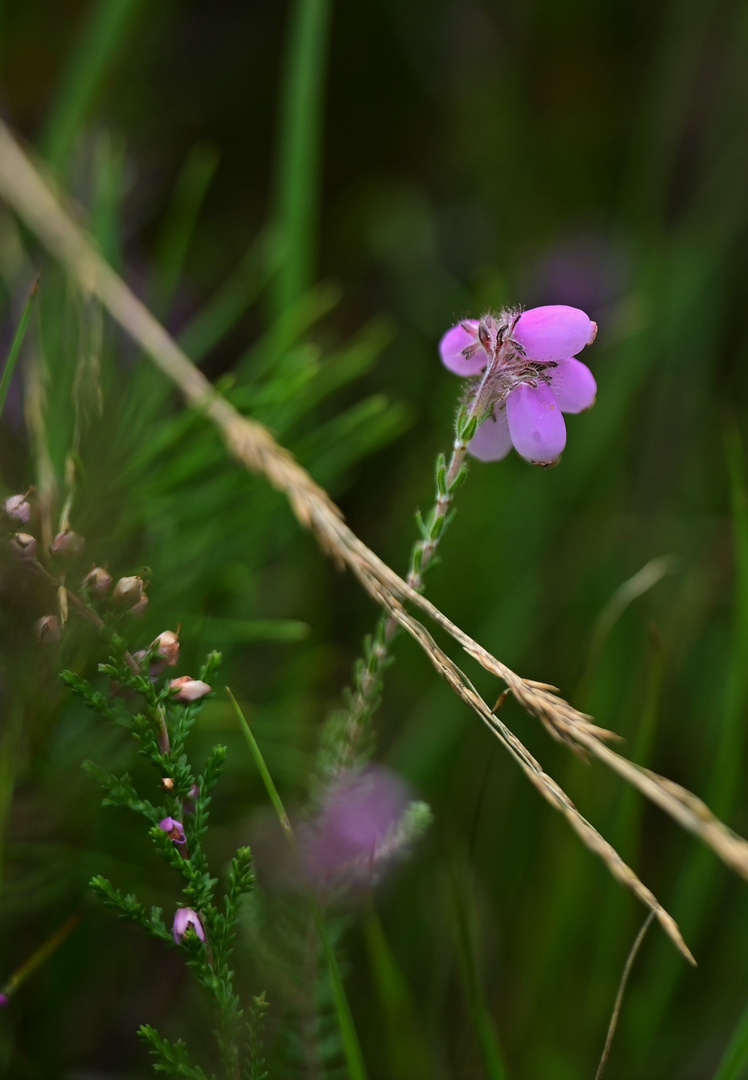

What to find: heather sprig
left=64, top=630, right=261, bottom=1079
left=317, top=303, right=599, bottom=787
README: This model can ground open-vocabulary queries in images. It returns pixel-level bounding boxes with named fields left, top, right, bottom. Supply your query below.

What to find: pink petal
left=507, top=383, right=566, bottom=464
left=513, top=305, right=597, bottom=363
left=439, top=320, right=487, bottom=376
left=468, top=410, right=513, bottom=462
left=548, top=357, right=597, bottom=413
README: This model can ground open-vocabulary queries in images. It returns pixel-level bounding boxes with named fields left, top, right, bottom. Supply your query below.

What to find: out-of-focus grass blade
left=189, top=617, right=309, bottom=644
left=41, top=0, right=145, bottom=170
left=152, top=143, right=220, bottom=318
left=295, top=396, right=411, bottom=479
left=363, top=904, right=431, bottom=1080
left=240, top=281, right=341, bottom=380
left=635, top=419, right=748, bottom=1050
left=446, top=858, right=509, bottom=1080
left=272, top=0, right=333, bottom=317
left=713, top=999, right=748, bottom=1080
left=178, top=230, right=282, bottom=362
left=0, top=276, right=37, bottom=418
left=577, top=555, right=678, bottom=703
left=89, top=130, right=127, bottom=270
left=228, top=689, right=369, bottom=1080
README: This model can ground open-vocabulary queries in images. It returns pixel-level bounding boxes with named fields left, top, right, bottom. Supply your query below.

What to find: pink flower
left=440, top=305, right=598, bottom=466
left=158, top=816, right=187, bottom=845
left=172, top=907, right=205, bottom=944
left=301, top=766, right=411, bottom=889
left=168, top=676, right=212, bottom=703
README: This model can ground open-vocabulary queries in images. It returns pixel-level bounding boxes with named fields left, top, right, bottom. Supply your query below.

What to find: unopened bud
left=112, top=575, right=145, bottom=608
left=129, top=596, right=149, bottom=617
left=11, top=533, right=36, bottom=560
left=152, top=630, right=180, bottom=668
left=161, top=777, right=175, bottom=793
left=168, top=676, right=212, bottom=703
left=4, top=495, right=30, bottom=524
left=36, top=615, right=60, bottom=644
left=50, top=530, right=85, bottom=558
left=82, top=566, right=112, bottom=595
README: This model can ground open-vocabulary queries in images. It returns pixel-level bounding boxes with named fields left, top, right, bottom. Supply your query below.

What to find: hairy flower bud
left=49, top=530, right=85, bottom=558
left=158, top=816, right=187, bottom=845
left=168, top=676, right=212, bottom=703
left=172, top=907, right=205, bottom=944
left=11, top=532, right=36, bottom=560
left=36, top=615, right=61, bottom=644
left=111, top=575, right=145, bottom=608
left=4, top=494, right=30, bottom=524
left=82, top=566, right=113, bottom=595
left=151, top=629, right=180, bottom=668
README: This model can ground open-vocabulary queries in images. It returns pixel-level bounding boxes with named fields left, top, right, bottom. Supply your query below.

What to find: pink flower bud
left=112, top=575, right=145, bottom=608
left=158, top=816, right=187, bottom=845
left=152, top=629, right=180, bottom=667
left=49, top=530, right=85, bottom=558
left=82, top=566, right=113, bottom=595
left=168, top=676, right=212, bottom=703
left=172, top=907, right=205, bottom=944
left=36, top=615, right=60, bottom=643
left=11, top=532, right=36, bottom=560
left=4, top=494, right=30, bottom=524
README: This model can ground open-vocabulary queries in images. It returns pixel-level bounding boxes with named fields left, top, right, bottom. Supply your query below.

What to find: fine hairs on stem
left=9, top=119, right=748, bottom=963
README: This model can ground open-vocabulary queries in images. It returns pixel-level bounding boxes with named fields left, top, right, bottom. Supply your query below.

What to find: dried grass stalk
left=0, top=119, right=743, bottom=962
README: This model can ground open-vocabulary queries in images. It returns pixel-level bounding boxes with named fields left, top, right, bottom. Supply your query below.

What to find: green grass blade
left=272, top=0, right=333, bottom=317
left=41, top=0, right=145, bottom=170
left=713, top=999, right=748, bottom=1080
left=178, top=230, right=282, bottom=362
left=447, top=858, right=509, bottom=1080
left=152, top=143, right=220, bottom=319
left=0, top=276, right=38, bottom=418
left=228, top=687, right=370, bottom=1080
left=363, top=904, right=431, bottom=1080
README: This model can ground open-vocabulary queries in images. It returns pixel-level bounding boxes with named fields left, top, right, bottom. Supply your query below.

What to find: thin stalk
left=319, top=360, right=497, bottom=778
left=228, top=688, right=369, bottom=1080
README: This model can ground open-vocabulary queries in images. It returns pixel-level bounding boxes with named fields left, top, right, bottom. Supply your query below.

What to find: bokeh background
left=2, top=1, right=748, bottom=1077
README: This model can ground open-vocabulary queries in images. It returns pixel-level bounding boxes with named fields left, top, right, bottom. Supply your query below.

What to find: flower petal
left=507, top=383, right=566, bottom=464
left=439, top=320, right=487, bottom=376
left=468, top=410, right=513, bottom=461
left=548, top=357, right=597, bottom=413
left=513, top=305, right=597, bottom=362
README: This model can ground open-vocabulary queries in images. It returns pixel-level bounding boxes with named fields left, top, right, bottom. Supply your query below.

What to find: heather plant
left=4, top=3, right=748, bottom=1079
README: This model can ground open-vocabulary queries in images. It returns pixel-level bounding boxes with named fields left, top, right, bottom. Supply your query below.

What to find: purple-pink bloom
left=301, top=766, right=410, bottom=889
left=440, top=305, right=597, bottom=466
left=158, top=817, right=187, bottom=845
left=0, top=993, right=8, bottom=1007
left=172, top=907, right=205, bottom=944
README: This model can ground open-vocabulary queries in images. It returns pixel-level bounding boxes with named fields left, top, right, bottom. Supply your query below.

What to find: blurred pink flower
left=440, top=305, right=597, bottom=466
left=301, top=766, right=412, bottom=890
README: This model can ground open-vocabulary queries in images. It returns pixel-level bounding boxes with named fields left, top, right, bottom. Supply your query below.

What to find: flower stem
left=317, top=374, right=494, bottom=780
